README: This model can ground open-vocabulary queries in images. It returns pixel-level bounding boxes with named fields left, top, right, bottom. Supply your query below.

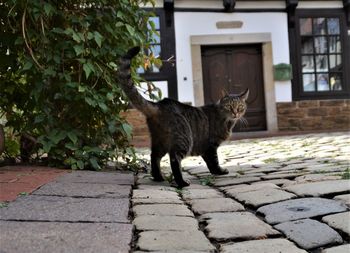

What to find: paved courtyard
left=0, top=132, right=349, bottom=252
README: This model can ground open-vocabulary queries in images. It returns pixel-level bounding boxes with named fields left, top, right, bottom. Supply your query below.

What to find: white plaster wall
left=175, top=0, right=286, bottom=9
left=174, top=12, right=292, bottom=104
left=140, top=81, right=168, bottom=101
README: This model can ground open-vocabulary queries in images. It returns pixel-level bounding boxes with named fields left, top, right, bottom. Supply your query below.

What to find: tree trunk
left=0, top=125, right=4, bottom=155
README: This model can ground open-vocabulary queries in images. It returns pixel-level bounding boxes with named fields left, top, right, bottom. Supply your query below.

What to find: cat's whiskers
left=239, top=117, right=249, bottom=129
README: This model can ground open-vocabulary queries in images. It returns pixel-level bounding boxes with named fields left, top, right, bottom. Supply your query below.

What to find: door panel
left=201, top=44, right=267, bottom=132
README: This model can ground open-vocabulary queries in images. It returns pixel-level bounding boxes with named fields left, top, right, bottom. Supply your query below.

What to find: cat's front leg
left=202, top=146, right=229, bottom=175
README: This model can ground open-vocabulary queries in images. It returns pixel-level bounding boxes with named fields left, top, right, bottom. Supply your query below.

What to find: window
left=137, top=16, right=162, bottom=74
left=147, top=16, right=161, bottom=73
left=136, top=9, right=178, bottom=99
left=292, top=10, right=349, bottom=100
left=300, top=17, right=343, bottom=92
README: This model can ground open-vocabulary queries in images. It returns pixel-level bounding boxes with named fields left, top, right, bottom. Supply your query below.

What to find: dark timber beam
left=286, top=0, right=298, bottom=28
left=223, top=0, right=236, bottom=12
left=164, top=0, right=174, bottom=11
left=163, top=0, right=174, bottom=27
left=344, top=0, right=350, bottom=27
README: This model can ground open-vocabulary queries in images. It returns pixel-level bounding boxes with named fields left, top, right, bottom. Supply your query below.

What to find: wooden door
left=201, top=44, right=267, bottom=132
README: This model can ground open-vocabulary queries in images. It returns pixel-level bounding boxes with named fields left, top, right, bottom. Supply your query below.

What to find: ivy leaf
left=78, top=85, right=86, bottom=92
left=43, top=3, right=54, bottom=16
left=87, top=32, right=94, bottom=40
left=93, top=31, right=103, bottom=47
left=23, top=61, right=33, bottom=70
left=125, top=24, right=135, bottom=35
left=67, top=132, right=78, bottom=144
left=72, top=31, right=81, bottom=43
left=34, top=115, right=45, bottom=124
left=106, top=92, right=114, bottom=100
left=122, top=123, right=133, bottom=140
left=73, top=45, right=84, bottom=56
left=98, top=102, right=108, bottom=112
left=83, top=63, right=92, bottom=79
left=49, top=130, right=66, bottom=145
left=42, top=141, right=53, bottom=153
left=85, top=97, right=97, bottom=107
left=77, top=160, right=84, bottom=169
left=65, top=143, right=78, bottom=151
left=108, top=120, right=117, bottom=134
left=89, top=157, right=101, bottom=170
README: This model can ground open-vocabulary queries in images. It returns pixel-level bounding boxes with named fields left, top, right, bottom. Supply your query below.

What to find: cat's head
left=218, top=89, right=249, bottom=120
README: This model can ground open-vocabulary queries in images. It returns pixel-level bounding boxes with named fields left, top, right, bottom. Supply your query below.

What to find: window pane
left=148, top=16, right=160, bottom=30
left=313, top=18, right=327, bottom=35
left=317, top=73, right=330, bottom=91
left=328, top=18, right=340, bottom=35
left=136, top=66, right=145, bottom=74
left=150, top=45, right=161, bottom=58
left=330, top=73, right=342, bottom=91
left=153, top=32, right=161, bottom=44
left=301, top=37, right=314, bottom=54
left=302, top=55, right=314, bottom=73
left=314, top=36, right=328, bottom=53
left=315, top=55, right=328, bottom=72
left=303, top=74, right=316, bottom=92
left=149, top=45, right=161, bottom=73
left=300, top=18, right=312, bottom=35
left=329, top=36, right=341, bottom=53
left=329, top=54, right=342, bottom=71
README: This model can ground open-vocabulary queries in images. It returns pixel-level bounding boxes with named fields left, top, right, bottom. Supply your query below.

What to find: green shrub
left=0, top=0, right=157, bottom=169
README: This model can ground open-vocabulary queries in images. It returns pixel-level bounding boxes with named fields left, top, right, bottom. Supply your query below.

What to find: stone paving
left=132, top=132, right=350, bottom=253
left=0, top=132, right=349, bottom=252
left=0, top=170, right=134, bottom=253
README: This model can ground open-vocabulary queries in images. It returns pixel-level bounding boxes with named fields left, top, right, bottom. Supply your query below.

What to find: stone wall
left=277, top=99, right=350, bottom=131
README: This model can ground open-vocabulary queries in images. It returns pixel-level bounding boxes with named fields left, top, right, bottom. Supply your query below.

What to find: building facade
left=127, top=0, right=350, bottom=145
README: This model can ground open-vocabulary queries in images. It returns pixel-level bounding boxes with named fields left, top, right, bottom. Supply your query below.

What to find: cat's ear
left=221, top=89, right=229, bottom=98
left=239, top=88, right=249, bottom=101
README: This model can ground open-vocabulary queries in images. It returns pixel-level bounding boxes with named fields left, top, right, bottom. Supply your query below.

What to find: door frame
left=190, top=33, right=278, bottom=134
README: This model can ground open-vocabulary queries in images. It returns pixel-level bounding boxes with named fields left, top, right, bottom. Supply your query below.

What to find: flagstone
left=137, top=231, right=215, bottom=252
left=221, top=238, right=307, bottom=253
left=322, top=211, right=350, bottom=236
left=133, top=215, right=199, bottom=231
left=321, top=244, right=350, bottom=253
left=333, top=194, right=350, bottom=207
left=201, top=212, right=279, bottom=241
left=182, top=188, right=222, bottom=200
left=189, top=198, right=244, bottom=214
left=0, top=195, right=129, bottom=223
left=213, top=176, right=260, bottom=187
left=232, top=188, right=296, bottom=207
left=257, top=198, right=347, bottom=224
left=133, top=204, right=194, bottom=217
left=275, top=219, right=343, bottom=250
left=283, top=180, right=350, bottom=197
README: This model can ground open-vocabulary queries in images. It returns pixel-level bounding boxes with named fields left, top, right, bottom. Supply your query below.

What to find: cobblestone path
left=132, top=132, right=350, bottom=253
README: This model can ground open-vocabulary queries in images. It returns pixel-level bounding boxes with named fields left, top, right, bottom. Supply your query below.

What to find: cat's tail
left=118, top=47, right=158, bottom=117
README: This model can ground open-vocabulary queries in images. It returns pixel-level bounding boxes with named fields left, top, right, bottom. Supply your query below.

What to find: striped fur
left=118, top=47, right=249, bottom=188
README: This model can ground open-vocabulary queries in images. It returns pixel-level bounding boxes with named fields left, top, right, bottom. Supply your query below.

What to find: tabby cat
left=118, top=47, right=249, bottom=188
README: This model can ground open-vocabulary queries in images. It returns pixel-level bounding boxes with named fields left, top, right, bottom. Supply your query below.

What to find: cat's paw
left=176, top=179, right=190, bottom=188
left=152, top=175, right=165, bottom=182
left=211, top=167, right=229, bottom=175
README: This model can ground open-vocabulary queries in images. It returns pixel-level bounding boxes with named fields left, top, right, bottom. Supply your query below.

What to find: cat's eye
left=238, top=105, right=245, bottom=112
